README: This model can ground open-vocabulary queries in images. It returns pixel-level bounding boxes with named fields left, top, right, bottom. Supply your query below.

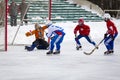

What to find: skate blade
left=104, top=53, right=114, bottom=56
left=76, top=48, right=82, bottom=51
left=46, top=54, right=53, bottom=56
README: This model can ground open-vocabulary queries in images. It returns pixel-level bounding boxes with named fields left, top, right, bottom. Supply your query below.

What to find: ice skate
left=25, top=46, right=30, bottom=50
left=46, top=51, right=53, bottom=55
left=104, top=50, right=114, bottom=55
left=25, top=46, right=34, bottom=51
left=76, top=46, right=82, bottom=50
left=53, top=50, right=60, bottom=54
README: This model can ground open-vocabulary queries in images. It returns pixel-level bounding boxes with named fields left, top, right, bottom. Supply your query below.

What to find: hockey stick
left=11, top=2, right=30, bottom=45
left=84, top=39, right=104, bottom=55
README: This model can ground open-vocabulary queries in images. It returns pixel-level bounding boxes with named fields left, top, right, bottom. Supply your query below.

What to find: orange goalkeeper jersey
left=25, top=25, right=47, bottom=39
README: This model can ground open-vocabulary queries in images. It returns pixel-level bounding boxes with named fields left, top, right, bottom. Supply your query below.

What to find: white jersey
left=47, top=24, right=64, bottom=38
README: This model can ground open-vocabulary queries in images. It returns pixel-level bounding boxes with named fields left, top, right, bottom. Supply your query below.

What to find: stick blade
left=83, top=52, right=92, bottom=55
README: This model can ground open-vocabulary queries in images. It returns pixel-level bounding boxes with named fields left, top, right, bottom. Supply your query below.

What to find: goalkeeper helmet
left=35, top=23, right=40, bottom=30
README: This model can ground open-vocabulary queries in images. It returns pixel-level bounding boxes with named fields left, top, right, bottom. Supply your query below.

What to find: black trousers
left=21, top=14, right=28, bottom=25
left=33, top=39, right=49, bottom=49
left=10, top=15, right=17, bottom=26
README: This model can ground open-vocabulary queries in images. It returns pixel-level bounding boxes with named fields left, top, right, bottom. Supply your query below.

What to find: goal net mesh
left=8, top=0, right=49, bottom=45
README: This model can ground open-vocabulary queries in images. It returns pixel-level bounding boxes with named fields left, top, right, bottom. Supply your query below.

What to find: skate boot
left=25, top=46, right=29, bottom=50
left=110, top=50, right=114, bottom=53
left=104, top=50, right=114, bottom=55
left=25, top=46, right=31, bottom=51
left=53, top=50, right=60, bottom=54
left=76, top=46, right=82, bottom=50
left=25, top=45, right=35, bottom=51
left=46, top=50, right=53, bottom=55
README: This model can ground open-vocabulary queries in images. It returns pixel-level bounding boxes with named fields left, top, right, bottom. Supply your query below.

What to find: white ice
left=0, top=19, right=120, bottom=80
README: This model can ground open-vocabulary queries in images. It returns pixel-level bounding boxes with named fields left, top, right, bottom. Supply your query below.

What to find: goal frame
left=0, top=0, right=7, bottom=51
left=5, top=0, right=8, bottom=51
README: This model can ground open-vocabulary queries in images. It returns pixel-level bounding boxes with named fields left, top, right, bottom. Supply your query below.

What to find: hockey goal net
left=104, top=10, right=120, bottom=19
left=0, top=0, right=7, bottom=51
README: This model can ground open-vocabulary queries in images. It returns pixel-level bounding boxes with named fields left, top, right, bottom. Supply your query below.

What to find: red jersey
left=74, top=24, right=90, bottom=36
left=106, top=20, right=118, bottom=35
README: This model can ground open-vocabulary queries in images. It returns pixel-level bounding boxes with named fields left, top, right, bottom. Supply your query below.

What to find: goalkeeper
left=25, top=23, right=49, bottom=51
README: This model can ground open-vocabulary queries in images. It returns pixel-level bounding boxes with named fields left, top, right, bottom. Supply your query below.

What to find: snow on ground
left=0, top=20, right=120, bottom=80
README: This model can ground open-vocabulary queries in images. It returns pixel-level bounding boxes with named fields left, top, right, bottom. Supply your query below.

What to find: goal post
left=0, top=0, right=7, bottom=51
left=5, top=0, right=8, bottom=51
left=49, top=0, right=52, bottom=20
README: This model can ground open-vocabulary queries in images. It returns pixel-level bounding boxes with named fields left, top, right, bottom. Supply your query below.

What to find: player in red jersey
left=103, top=13, right=118, bottom=54
left=74, top=19, right=97, bottom=50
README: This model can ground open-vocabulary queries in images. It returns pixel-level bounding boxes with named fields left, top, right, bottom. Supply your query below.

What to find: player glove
left=25, top=32, right=31, bottom=37
left=104, top=33, right=108, bottom=39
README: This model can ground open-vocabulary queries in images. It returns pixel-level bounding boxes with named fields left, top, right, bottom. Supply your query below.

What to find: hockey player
left=45, top=21, right=65, bottom=55
left=74, top=19, right=97, bottom=50
left=103, top=13, right=118, bottom=54
left=25, top=23, right=49, bottom=51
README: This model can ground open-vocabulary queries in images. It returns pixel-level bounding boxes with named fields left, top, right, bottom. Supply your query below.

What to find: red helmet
left=78, top=19, right=84, bottom=25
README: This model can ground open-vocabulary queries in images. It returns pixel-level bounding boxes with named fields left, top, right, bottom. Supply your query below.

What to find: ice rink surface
left=0, top=20, right=120, bottom=80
